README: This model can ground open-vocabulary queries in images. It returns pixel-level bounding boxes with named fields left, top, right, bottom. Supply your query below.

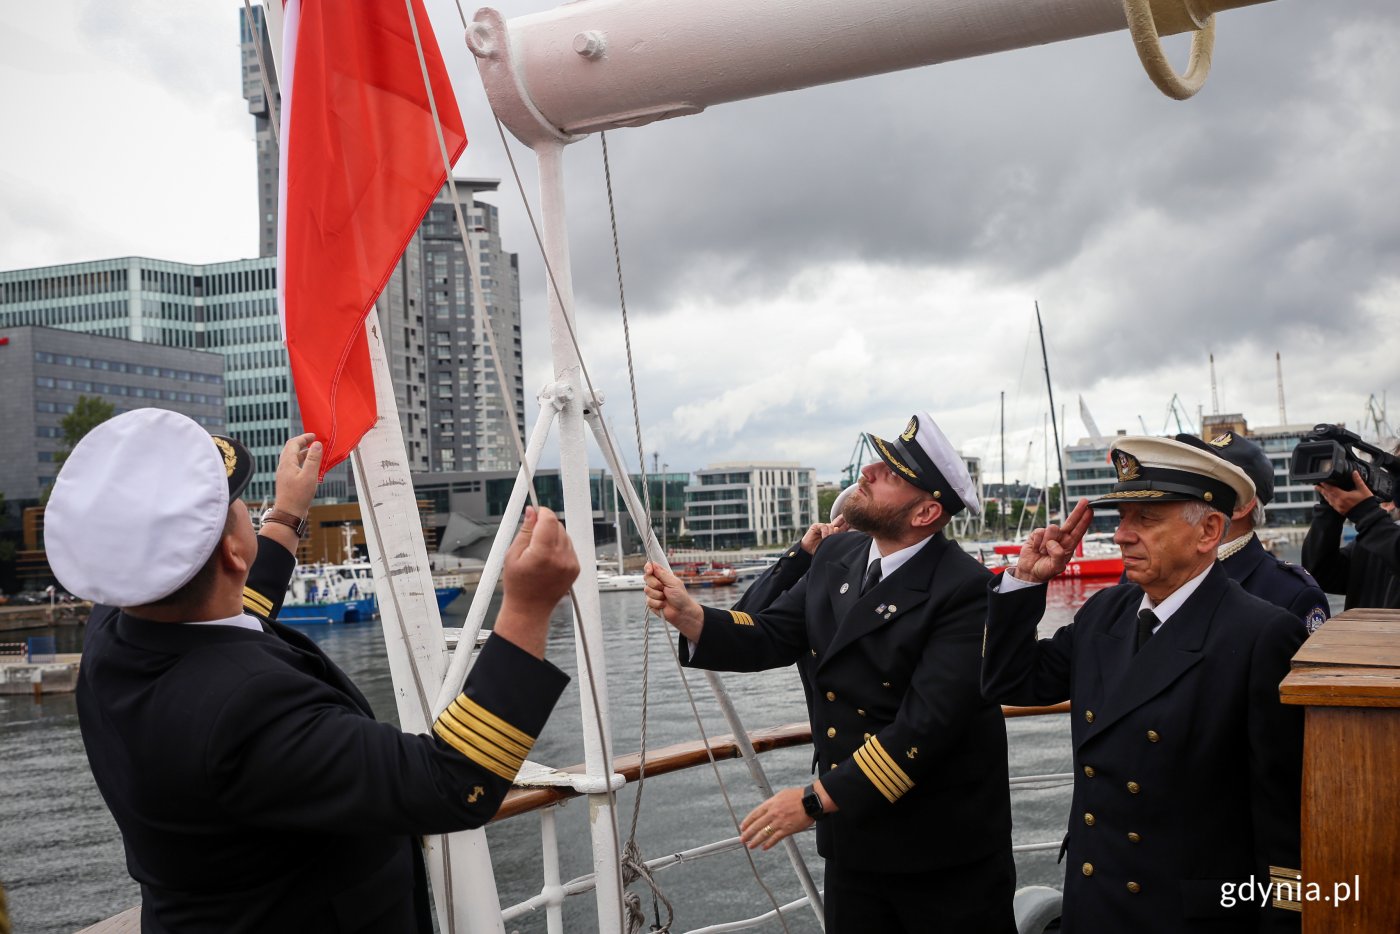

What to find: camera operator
left=1301, top=456, right=1400, bottom=610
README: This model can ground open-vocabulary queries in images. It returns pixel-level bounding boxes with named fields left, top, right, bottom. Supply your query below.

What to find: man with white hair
left=982, top=436, right=1305, bottom=933
left=646, top=412, right=1014, bottom=934
left=48, top=408, right=578, bottom=933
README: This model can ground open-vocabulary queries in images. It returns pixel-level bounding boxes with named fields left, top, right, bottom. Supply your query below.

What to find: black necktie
left=860, top=558, right=882, bottom=596
left=1135, top=609, right=1159, bottom=653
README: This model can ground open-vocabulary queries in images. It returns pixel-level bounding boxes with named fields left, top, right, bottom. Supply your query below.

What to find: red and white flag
left=277, top=0, right=466, bottom=475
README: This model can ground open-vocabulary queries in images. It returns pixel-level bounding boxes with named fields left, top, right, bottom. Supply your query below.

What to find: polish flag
left=276, top=0, right=467, bottom=474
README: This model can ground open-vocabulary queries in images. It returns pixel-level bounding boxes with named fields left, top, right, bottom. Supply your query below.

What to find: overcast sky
left=3, top=0, right=1398, bottom=487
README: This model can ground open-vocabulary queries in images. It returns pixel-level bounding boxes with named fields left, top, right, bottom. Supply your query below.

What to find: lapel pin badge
left=875, top=603, right=887, bottom=614
left=839, top=583, right=850, bottom=594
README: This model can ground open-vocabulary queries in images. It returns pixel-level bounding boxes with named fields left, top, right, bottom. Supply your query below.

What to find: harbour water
left=0, top=577, right=1104, bottom=933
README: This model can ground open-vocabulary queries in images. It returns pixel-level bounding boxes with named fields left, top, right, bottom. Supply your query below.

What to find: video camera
left=1290, top=424, right=1400, bottom=505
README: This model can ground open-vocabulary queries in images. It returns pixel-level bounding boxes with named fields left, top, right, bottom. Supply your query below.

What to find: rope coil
left=1121, top=0, right=1216, bottom=100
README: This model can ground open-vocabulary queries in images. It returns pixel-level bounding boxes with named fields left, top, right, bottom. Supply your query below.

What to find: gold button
left=1081, top=863, right=1094, bottom=877
left=788, top=551, right=796, bottom=557
left=863, top=732, right=872, bottom=742
left=829, top=763, right=836, bottom=770
left=1127, top=881, right=1141, bottom=894
left=826, top=691, right=836, bottom=702
left=1084, top=710, right=1095, bottom=723
left=1127, top=781, right=1140, bottom=794
left=857, top=708, right=866, bottom=716
left=826, top=727, right=836, bottom=738
left=882, top=681, right=892, bottom=688
left=1083, top=812, right=1095, bottom=826
left=1083, top=765, right=1096, bottom=778
left=1146, top=730, right=1160, bottom=743
left=1127, top=832, right=1141, bottom=844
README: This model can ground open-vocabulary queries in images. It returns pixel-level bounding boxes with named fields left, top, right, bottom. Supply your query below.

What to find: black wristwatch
left=801, top=784, right=826, bottom=821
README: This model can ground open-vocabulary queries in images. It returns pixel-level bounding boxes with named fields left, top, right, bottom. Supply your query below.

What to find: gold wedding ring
left=763, top=824, right=774, bottom=837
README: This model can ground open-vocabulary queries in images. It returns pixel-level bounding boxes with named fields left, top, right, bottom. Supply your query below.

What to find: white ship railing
left=494, top=704, right=1073, bottom=932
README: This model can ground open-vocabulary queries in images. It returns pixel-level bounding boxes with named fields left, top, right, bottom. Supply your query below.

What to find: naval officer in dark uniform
left=982, top=436, right=1305, bottom=933
left=646, top=413, right=1015, bottom=934
left=1173, top=431, right=1329, bottom=631
left=46, top=409, right=578, bottom=933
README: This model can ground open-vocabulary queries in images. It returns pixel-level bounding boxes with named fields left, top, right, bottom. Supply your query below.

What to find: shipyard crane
left=1164, top=394, right=1197, bottom=435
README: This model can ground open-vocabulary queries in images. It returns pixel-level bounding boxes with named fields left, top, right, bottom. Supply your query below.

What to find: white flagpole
left=351, top=308, right=506, bottom=934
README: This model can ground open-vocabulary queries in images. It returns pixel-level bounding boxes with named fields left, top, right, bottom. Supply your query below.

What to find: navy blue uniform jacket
left=77, top=537, right=568, bottom=933
left=982, top=564, right=1305, bottom=933
left=682, top=531, right=1011, bottom=873
left=1221, top=536, right=1329, bottom=633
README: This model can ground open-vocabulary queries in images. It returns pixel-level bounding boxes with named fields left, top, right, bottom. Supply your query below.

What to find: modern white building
left=1202, top=415, right=1323, bottom=528
left=685, top=462, right=817, bottom=549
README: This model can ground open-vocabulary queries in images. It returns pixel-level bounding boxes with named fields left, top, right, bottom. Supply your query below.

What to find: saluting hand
left=1013, top=498, right=1094, bottom=584
left=643, top=562, right=704, bottom=642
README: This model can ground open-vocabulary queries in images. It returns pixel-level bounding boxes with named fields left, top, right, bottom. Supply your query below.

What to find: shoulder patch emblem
left=1209, top=432, right=1233, bottom=448
left=1305, top=607, right=1327, bottom=634
left=900, top=416, right=918, bottom=442
left=1114, top=450, right=1141, bottom=482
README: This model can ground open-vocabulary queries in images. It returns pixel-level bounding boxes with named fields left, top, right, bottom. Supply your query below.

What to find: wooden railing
left=494, top=702, right=1072, bottom=821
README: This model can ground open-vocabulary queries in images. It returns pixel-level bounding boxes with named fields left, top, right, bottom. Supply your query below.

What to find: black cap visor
left=1088, top=466, right=1237, bottom=515
left=865, top=432, right=966, bottom=514
left=211, top=435, right=255, bottom=502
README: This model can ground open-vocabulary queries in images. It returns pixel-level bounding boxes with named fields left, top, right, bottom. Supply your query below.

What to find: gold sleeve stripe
left=446, top=699, right=530, bottom=760
left=436, top=709, right=525, bottom=776
left=729, top=610, right=755, bottom=626
left=867, top=737, right=914, bottom=793
left=433, top=720, right=518, bottom=781
left=452, top=695, right=534, bottom=750
left=859, top=746, right=911, bottom=798
left=430, top=694, right=538, bottom=781
left=242, top=587, right=273, bottom=616
left=853, top=746, right=902, bottom=802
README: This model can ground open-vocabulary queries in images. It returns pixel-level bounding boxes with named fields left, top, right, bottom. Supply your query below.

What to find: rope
left=454, top=7, right=799, bottom=929
left=408, top=1, right=631, bottom=926
left=1121, top=0, right=1216, bottom=100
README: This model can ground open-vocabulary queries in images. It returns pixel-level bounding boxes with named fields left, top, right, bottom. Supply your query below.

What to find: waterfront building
left=1064, top=434, right=1121, bottom=532
left=685, top=463, right=817, bottom=550
left=0, top=256, right=328, bottom=505
left=0, top=325, right=225, bottom=504
left=1201, top=414, right=1321, bottom=528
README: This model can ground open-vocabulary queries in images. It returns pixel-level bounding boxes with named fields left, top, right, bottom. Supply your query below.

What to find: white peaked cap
left=866, top=411, right=982, bottom=516
left=46, top=409, right=233, bottom=607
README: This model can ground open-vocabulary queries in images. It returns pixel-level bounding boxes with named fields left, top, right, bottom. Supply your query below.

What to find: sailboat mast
left=999, top=390, right=1007, bottom=540
left=1036, top=302, right=1069, bottom=519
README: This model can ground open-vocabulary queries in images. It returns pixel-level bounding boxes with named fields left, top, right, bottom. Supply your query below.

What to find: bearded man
left=645, top=412, right=1015, bottom=934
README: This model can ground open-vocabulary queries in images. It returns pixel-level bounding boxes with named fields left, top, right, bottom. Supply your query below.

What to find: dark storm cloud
left=464, top=0, right=1397, bottom=361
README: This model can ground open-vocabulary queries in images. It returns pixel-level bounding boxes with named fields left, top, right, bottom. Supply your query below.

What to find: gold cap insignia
left=213, top=437, right=237, bottom=478
left=900, top=416, right=918, bottom=442
left=1209, top=432, right=1233, bottom=447
left=1114, top=450, right=1141, bottom=482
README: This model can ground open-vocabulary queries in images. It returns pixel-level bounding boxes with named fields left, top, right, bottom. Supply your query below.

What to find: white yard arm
left=468, top=0, right=1274, bottom=145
